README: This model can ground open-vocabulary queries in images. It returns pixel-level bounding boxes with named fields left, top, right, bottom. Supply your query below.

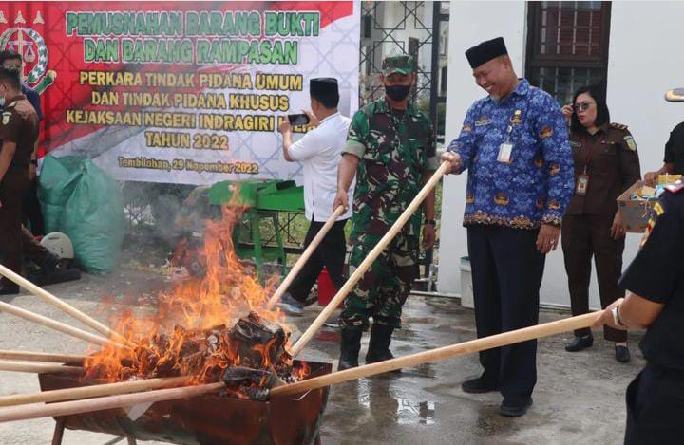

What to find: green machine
left=207, top=180, right=305, bottom=278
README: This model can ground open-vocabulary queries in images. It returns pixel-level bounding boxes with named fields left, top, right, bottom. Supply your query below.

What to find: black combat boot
left=365, top=324, right=394, bottom=363
left=338, top=326, right=363, bottom=371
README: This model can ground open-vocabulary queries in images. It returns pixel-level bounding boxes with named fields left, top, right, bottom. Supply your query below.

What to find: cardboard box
left=657, top=174, right=682, bottom=186
left=617, top=180, right=656, bottom=232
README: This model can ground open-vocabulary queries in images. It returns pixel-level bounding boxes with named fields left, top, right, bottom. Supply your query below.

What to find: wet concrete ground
left=0, top=266, right=641, bottom=444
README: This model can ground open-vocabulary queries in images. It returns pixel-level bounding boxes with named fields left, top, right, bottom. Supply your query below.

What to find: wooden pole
left=291, top=162, right=449, bottom=356
left=0, top=264, right=131, bottom=346
left=0, top=360, right=83, bottom=375
left=273, top=310, right=603, bottom=398
left=266, top=206, right=346, bottom=309
left=0, top=310, right=605, bottom=421
left=0, top=350, right=84, bottom=364
left=0, top=376, right=188, bottom=408
left=0, top=302, right=127, bottom=349
left=0, top=382, right=224, bottom=423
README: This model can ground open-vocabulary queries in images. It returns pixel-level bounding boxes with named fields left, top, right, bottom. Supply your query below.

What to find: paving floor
left=0, top=266, right=641, bottom=444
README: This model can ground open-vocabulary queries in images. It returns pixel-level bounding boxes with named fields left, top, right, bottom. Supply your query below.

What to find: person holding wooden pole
left=332, top=55, right=439, bottom=371
left=441, top=37, right=574, bottom=417
left=277, top=78, right=352, bottom=315
left=595, top=180, right=684, bottom=444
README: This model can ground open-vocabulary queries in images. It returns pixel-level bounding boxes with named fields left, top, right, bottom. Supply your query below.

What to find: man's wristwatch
left=425, top=219, right=436, bottom=226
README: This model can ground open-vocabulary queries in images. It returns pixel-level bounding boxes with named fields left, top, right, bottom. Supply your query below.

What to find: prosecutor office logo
left=0, top=9, right=55, bottom=93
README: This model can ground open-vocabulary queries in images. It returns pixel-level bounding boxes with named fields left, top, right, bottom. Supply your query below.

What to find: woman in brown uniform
left=560, top=85, right=641, bottom=362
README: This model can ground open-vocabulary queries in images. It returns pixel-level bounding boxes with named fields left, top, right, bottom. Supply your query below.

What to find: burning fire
left=85, top=199, right=307, bottom=392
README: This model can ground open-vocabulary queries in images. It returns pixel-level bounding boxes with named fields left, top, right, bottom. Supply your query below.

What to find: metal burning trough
left=39, top=360, right=331, bottom=445
left=0, top=201, right=338, bottom=443
left=27, top=203, right=335, bottom=445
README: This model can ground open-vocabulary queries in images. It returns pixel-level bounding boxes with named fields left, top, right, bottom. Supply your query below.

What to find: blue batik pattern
left=448, top=79, right=574, bottom=229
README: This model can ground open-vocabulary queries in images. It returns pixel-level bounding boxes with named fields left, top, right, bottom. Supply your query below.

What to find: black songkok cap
left=310, top=78, right=339, bottom=99
left=465, top=37, right=508, bottom=69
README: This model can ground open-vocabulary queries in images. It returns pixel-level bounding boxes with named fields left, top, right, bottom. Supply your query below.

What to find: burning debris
left=84, top=203, right=308, bottom=400
left=85, top=311, right=305, bottom=400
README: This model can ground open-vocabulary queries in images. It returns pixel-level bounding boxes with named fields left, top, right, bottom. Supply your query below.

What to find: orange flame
left=85, top=199, right=302, bottom=385
left=292, top=361, right=311, bottom=381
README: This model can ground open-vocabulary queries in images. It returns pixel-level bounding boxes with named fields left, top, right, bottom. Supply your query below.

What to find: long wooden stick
left=0, top=350, right=84, bottom=364
left=266, top=206, right=346, bottom=309
left=0, top=310, right=604, bottom=421
left=0, top=360, right=82, bottom=375
left=273, top=310, right=603, bottom=398
left=0, top=376, right=188, bottom=408
left=291, top=162, right=449, bottom=356
left=0, top=264, right=131, bottom=346
left=0, top=302, right=126, bottom=349
left=0, top=382, right=224, bottom=423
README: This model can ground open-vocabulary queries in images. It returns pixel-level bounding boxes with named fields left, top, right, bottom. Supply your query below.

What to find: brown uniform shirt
left=0, top=94, right=39, bottom=174
left=565, top=122, right=641, bottom=215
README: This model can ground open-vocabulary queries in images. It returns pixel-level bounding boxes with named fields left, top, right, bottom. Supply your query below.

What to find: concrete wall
left=606, top=2, right=684, bottom=183
left=438, top=1, right=684, bottom=307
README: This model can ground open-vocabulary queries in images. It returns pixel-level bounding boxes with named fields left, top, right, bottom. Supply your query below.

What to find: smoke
left=121, top=181, right=212, bottom=245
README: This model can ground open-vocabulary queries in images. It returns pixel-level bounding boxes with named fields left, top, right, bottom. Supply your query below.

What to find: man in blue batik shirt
left=442, top=37, right=574, bottom=417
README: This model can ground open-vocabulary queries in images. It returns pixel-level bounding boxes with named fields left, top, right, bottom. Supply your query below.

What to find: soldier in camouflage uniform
left=333, top=55, right=439, bottom=370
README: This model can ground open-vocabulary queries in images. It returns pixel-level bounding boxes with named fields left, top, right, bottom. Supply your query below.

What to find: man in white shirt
left=277, top=78, right=352, bottom=315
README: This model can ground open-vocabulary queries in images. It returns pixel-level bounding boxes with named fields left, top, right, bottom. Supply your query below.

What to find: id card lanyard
left=497, top=125, right=514, bottom=163
left=576, top=135, right=595, bottom=196
left=576, top=167, right=589, bottom=196
left=498, top=110, right=521, bottom=163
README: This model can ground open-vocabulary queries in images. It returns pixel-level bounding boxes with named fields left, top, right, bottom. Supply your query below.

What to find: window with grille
left=525, top=1, right=612, bottom=105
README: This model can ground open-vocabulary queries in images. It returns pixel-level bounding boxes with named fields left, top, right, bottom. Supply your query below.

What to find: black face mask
left=385, top=84, right=411, bottom=101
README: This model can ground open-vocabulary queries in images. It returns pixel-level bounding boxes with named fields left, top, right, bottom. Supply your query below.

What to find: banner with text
left=0, top=1, right=359, bottom=184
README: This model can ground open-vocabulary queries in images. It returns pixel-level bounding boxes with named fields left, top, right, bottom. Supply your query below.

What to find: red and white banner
left=0, top=1, right=359, bottom=184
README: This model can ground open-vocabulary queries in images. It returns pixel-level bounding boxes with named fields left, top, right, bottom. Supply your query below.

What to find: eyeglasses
left=574, top=102, right=594, bottom=112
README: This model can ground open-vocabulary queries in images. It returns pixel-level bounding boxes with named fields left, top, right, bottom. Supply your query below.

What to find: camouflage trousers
left=339, top=232, right=419, bottom=329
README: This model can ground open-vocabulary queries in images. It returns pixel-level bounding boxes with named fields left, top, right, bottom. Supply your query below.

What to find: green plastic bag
left=39, top=156, right=125, bottom=273
left=39, top=156, right=83, bottom=234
